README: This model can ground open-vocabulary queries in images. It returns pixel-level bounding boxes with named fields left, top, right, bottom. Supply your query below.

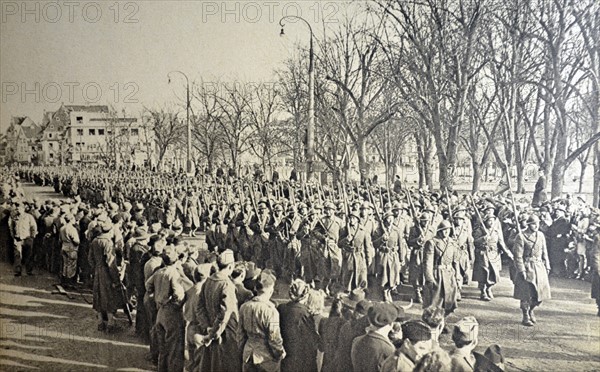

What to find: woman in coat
left=513, top=215, right=552, bottom=326
left=277, top=279, right=320, bottom=372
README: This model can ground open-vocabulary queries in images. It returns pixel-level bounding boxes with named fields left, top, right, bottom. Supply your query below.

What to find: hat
left=257, top=202, right=268, bottom=210
left=134, top=228, right=150, bottom=240
left=437, top=220, right=452, bottom=231
left=484, top=214, right=497, bottom=222
left=383, top=211, right=394, bottom=220
left=527, top=215, right=540, bottom=225
left=483, top=203, right=495, bottom=211
left=134, top=202, right=144, bottom=211
left=402, top=320, right=433, bottom=342
left=484, top=344, right=505, bottom=365
left=289, top=279, right=310, bottom=302
left=273, top=203, right=284, bottom=212
left=367, top=303, right=398, bottom=327
left=392, top=201, right=402, bottom=211
left=360, top=201, right=372, bottom=210
left=217, top=249, right=235, bottom=266
left=355, top=299, right=372, bottom=314
left=324, top=201, right=336, bottom=210
left=245, top=261, right=262, bottom=280
left=341, top=288, right=366, bottom=308
left=452, top=316, right=479, bottom=344
left=349, top=211, right=361, bottom=220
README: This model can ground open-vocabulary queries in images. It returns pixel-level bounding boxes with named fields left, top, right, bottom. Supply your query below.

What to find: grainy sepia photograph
left=1, top=0, right=599, bottom=371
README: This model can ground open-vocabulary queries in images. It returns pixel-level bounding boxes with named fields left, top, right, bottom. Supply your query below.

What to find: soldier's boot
left=528, top=305, right=537, bottom=324
left=413, top=287, right=423, bottom=304
left=521, top=303, right=534, bottom=327
left=479, top=285, right=491, bottom=301
left=486, top=286, right=494, bottom=299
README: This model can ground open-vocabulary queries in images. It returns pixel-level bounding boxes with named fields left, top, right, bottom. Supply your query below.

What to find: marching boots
left=528, top=305, right=537, bottom=324
left=521, top=303, right=534, bottom=327
left=414, top=287, right=423, bottom=304
left=486, top=286, right=494, bottom=299
left=480, top=285, right=491, bottom=301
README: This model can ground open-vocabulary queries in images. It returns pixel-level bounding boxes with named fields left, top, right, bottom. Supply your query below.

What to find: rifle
left=367, top=181, right=388, bottom=234
left=119, top=283, right=133, bottom=325
left=406, top=191, right=424, bottom=236
left=469, top=194, right=489, bottom=236
left=445, top=187, right=456, bottom=237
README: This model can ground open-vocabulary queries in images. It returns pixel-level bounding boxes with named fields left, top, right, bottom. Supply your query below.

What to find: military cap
left=383, top=211, right=394, bottom=220
left=273, top=203, right=284, bottom=212
left=484, top=214, right=497, bottom=222
left=437, top=220, right=453, bottom=231
left=452, top=316, right=479, bottom=344
left=134, top=202, right=144, bottom=211
left=297, top=202, right=308, bottom=210
left=392, top=201, right=402, bottom=211
left=324, top=201, right=336, bottom=210
left=367, top=303, right=398, bottom=327
left=349, top=211, right=361, bottom=220
left=245, top=261, right=262, bottom=280
left=217, top=249, right=235, bottom=266
left=351, top=199, right=362, bottom=207
left=482, top=203, right=496, bottom=211
left=526, top=215, right=540, bottom=225
left=360, top=201, right=372, bottom=210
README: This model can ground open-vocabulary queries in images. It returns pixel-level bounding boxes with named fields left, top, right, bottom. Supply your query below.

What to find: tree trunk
left=472, top=160, right=482, bottom=193
left=594, top=145, right=600, bottom=208
left=357, top=136, right=368, bottom=184
left=424, top=145, right=434, bottom=191
left=578, top=159, right=587, bottom=193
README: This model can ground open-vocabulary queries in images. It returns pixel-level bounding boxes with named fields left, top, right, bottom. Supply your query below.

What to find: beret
left=367, top=303, right=397, bottom=327
left=402, top=320, right=432, bottom=342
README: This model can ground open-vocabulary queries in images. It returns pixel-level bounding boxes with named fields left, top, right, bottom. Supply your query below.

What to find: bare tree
left=143, top=105, right=185, bottom=171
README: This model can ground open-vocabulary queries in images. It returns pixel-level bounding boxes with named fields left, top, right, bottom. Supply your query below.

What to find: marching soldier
left=513, top=215, right=551, bottom=326
left=473, top=215, right=513, bottom=301
left=407, top=210, right=436, bottom=304
left=423, top=220, right=459, bottom=314
left=314, top=202, right=342, bottom=294
left=373, top=211, right=403, bottom=302
left=453, top=208, right=474, bottom=300
left=339, top=210, right=371, bottom=292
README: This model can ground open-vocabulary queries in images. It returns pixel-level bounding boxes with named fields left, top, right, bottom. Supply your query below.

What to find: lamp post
left=279, top=15, right=315, bottom=182
left=168, top=70, right=191, bottom=175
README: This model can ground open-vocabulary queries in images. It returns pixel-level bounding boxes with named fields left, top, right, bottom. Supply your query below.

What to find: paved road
left=0, top=183, right=598, bottom=371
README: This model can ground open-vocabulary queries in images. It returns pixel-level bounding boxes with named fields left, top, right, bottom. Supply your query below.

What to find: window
left=49, top=153, right=54, bottom=159
left=49, top=133, right=53, bottom=138
left=131, top=128, right=139, bottom=136
left=76, top=116, right=83, bottom=124
left=76, top=129, right=84, bottom=136
left=89, top=129, right=96, bottom=135
left=98, top=129, right=105, bottom=136
left=121, top=128, right=129, bottom=135
left=49, top=143, right=54, bottom=149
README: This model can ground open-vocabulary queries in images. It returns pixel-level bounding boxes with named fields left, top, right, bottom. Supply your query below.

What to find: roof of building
left=64, top=105, right=109, bottom=113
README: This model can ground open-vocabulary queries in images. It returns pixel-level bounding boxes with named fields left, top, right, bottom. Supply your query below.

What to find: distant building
left=5, top=116, right=42, bottom=164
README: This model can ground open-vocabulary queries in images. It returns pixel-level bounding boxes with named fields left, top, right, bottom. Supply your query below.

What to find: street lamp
left=279, top=15, right=315, bottom=182
left=168, top=70, right=192, bottom=175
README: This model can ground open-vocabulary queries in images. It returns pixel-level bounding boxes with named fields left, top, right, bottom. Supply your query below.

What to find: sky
left=0, top=0, right=362, bottom=133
